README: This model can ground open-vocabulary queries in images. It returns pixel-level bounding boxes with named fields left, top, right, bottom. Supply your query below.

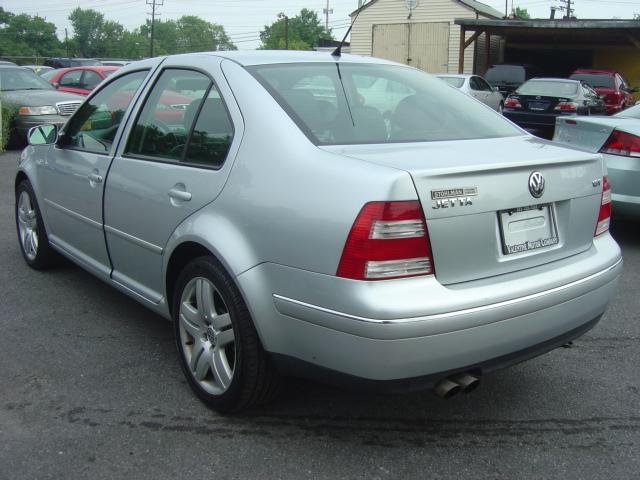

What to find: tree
left=0, top=9, right=63, bottom=59
left=512, top=7, right=531, bottom=19
left=260, top=8, right=333, bottom=50
left=140, top=16, right=236, bottom=55
left=69, top=8, right=107, bottom=57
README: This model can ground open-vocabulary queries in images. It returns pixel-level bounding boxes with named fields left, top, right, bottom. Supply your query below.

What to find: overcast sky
left=3, top=0, right=639, bottom=50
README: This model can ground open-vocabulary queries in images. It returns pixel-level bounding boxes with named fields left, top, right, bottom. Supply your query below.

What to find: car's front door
left=57, top=69, right=89, bottom=96
left=104, top=57, right=243, bottom=304
left=40, top=69, right=150, bottom=278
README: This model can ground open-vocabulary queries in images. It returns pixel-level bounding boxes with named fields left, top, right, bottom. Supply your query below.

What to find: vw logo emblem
left=529, top=171, right=545, bottom=198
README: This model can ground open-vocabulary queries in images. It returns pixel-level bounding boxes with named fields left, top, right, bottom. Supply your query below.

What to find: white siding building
left=350, top=0, right=503, bottom=74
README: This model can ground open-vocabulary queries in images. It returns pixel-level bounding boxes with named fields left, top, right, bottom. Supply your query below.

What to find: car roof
left=165, top=50, right=400, bottom=67
left=572, top=69, right=616, bottom=75
left=59, top=65, right=119, bottom=73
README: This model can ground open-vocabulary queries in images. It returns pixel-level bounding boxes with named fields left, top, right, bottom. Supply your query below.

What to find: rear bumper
left=238, top=234, right=622, bottom=382
left=503, top=110, right=564, bottom=129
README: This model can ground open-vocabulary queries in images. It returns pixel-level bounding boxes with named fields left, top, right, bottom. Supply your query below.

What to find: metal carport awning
left=454, top=18, right=640, bottom=74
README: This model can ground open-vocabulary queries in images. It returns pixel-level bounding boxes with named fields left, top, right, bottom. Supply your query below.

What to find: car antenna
left=332, top=0, right=369, bottom=57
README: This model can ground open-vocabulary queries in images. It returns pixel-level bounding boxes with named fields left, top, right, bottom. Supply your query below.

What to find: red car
left=570, top=69, right=637, bottom=114
left=48, top=66, right=120, bottom=95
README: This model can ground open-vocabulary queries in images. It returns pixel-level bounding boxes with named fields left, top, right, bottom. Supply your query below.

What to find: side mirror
left=27, top=124, right=58, bottom=146
left=52, top=82, right=59, bottom=88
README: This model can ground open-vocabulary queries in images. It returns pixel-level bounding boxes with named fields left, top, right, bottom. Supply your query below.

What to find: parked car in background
left=43, top=57, right=102, bottom=69
left=503, top=78, right=605, bottom=139
left=101, top=60, right=130, bottom=67
left=570, top=69, right=636, bottom=115
left=22, top=65, right=54, bottom=76
left=48, top=66, right=119, bottom=96
left=40, top=69, right=63, bottom=82
left=554, top=103, right=640, bottom=218
left=484, top=64, right=540, bottom=97
left=437, top=74, right=504, bottom=112
left=0, top=65, right=82, bottom=144
left=16, top=52, right=621, bottom=412
left=0, top=60, right=17, bottom=66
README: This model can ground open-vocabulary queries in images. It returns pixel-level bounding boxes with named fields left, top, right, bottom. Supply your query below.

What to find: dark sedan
left=503, top=78, right=605, bottom=139
left=0, top=66, right=83, bottom=144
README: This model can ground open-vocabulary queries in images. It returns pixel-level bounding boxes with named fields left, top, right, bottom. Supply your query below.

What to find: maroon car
left=570, top=69, right=636, bottom=114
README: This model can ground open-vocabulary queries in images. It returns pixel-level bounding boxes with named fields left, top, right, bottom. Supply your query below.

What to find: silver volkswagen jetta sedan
left=15, top=52, right=622, bottom=412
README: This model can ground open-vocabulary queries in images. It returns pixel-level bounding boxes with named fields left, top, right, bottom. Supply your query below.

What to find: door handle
left=88, top=172, right=103, bottom=184
left=168, top=188, right=192, bottom=202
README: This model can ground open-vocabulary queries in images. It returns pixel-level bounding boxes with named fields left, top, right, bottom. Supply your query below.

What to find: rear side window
left=82, top=70, right=103, bottom=90
left=249, top=63, right=521, bottom=145
left=126, top=69, right=234, bottom=168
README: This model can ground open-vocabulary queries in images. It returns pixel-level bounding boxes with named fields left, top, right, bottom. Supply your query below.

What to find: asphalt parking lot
left=1, top=149, right=639, bottom=480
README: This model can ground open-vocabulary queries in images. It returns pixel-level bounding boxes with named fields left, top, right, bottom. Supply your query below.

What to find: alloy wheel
left=178, top=277, right=236, bottom=395
left=17, top=191, right=39, bottom=261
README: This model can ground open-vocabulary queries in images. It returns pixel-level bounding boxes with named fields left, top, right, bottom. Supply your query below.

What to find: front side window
left=126, top=69, right=234, bottom=167
left=249, top=63, right=521, bottom=145
left=61, top=70, right=149, bottom=154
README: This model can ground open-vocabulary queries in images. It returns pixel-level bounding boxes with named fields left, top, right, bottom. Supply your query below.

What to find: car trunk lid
left=323, top=136, right=603, bottom=285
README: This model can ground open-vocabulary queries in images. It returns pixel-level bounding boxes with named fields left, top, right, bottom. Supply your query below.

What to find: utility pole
left=558, top=0, right=574, bottom=19
left=65, top=28, right=69, bottom=61
left=278, top=12, right=289, bottom=50
left=505, top=0, right=508, bottom=18
left=323, top=0, right=333, bottom=30
left=147, top=0, right=164, bottom=58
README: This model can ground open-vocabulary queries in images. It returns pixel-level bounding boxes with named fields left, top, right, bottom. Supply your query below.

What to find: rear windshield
left=484, top=66, right=525, bottom=84
left=437, top=76, right=465, bottom=88
left=516, top=80, right=578, bottom=97
left=569, top=73, right=614, bottom=89
left=248, top=63, right=521, bottom=145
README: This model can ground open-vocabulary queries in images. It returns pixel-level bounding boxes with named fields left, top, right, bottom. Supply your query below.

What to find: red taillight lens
left=336, top=201, right=434, bottom=280
left=595, top=175, right=612, bottom=236
left=554, top=101, right=578, bottom=112
left=504, top=98, right=521, bottom=108
left=599, top=130, right=640, bottom=158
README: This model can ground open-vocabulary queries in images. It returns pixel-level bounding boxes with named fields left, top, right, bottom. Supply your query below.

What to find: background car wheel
left=173, top=256, right=280, bottom=413
left=15, top=180, right=59, bottom=269
left=498, top=102, right=504, bottom=114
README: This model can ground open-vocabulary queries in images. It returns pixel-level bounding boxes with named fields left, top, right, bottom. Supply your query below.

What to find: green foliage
left=0, top=100, right=16, bottom=152
left=140, top=16, right=237, bottom=55
left=0, top=7, right=64, bottom=60
left=512, top=7, right=531, bottom=19
left=260, top=8, right=333, bottom=50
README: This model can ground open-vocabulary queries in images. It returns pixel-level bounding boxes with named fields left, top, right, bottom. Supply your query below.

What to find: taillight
left=554, top=101, right=578, bottom=112
left=595, top=175, right=612, bottom=236
left=599, top=130, right=640, bottom=158
left=336, top=201, right=434, bottom=280
left=504, top=97, right=521, bottom=108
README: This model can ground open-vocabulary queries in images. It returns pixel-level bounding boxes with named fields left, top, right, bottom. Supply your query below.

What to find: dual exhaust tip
left=433, top=372, right=480, bottom=399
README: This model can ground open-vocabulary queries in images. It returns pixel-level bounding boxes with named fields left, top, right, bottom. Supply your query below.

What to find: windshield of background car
left=0, top=68, right=53, bottom=91
left=570, top=74, right=614, bottom=89
left=248, top=63, right=522, bottom=145
left=516, top=80, right=578, bottom=97
left=484, top=66, right=525, bottom=84
left=438, top=76, right=465, bottom=88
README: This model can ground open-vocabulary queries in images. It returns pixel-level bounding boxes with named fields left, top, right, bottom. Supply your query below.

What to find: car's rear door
left=40, top=69, right=152, bottom=278
left=103, top=56, right=243, bottom=304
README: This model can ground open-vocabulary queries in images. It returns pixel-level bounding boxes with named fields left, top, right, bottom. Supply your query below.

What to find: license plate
left=528, top=102, right=548, bottom=111
left=499, top=204, right=559, bottom=255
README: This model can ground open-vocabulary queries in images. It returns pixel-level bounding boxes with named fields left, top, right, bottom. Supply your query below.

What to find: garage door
left=372, top=22, right=450, bottom=73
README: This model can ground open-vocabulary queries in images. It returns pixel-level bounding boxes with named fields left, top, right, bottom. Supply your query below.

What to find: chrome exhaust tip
left=451, top=373, right=480, bottom=393
left=433, top=378, right=462, bottom=399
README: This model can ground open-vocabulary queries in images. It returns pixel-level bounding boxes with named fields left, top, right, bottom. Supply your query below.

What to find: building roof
left=351, top=0, right=502, bottom=19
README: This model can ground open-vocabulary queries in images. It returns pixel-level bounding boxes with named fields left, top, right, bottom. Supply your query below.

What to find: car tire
left=498, top=102, right=504, bottom=114
left=15, top=180, right=60, bottom=270
left=173, top=256, right=280, bottom=413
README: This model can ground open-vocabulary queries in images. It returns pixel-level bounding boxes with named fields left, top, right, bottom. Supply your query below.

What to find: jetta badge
left=528, top=171, right=545, bottom=198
